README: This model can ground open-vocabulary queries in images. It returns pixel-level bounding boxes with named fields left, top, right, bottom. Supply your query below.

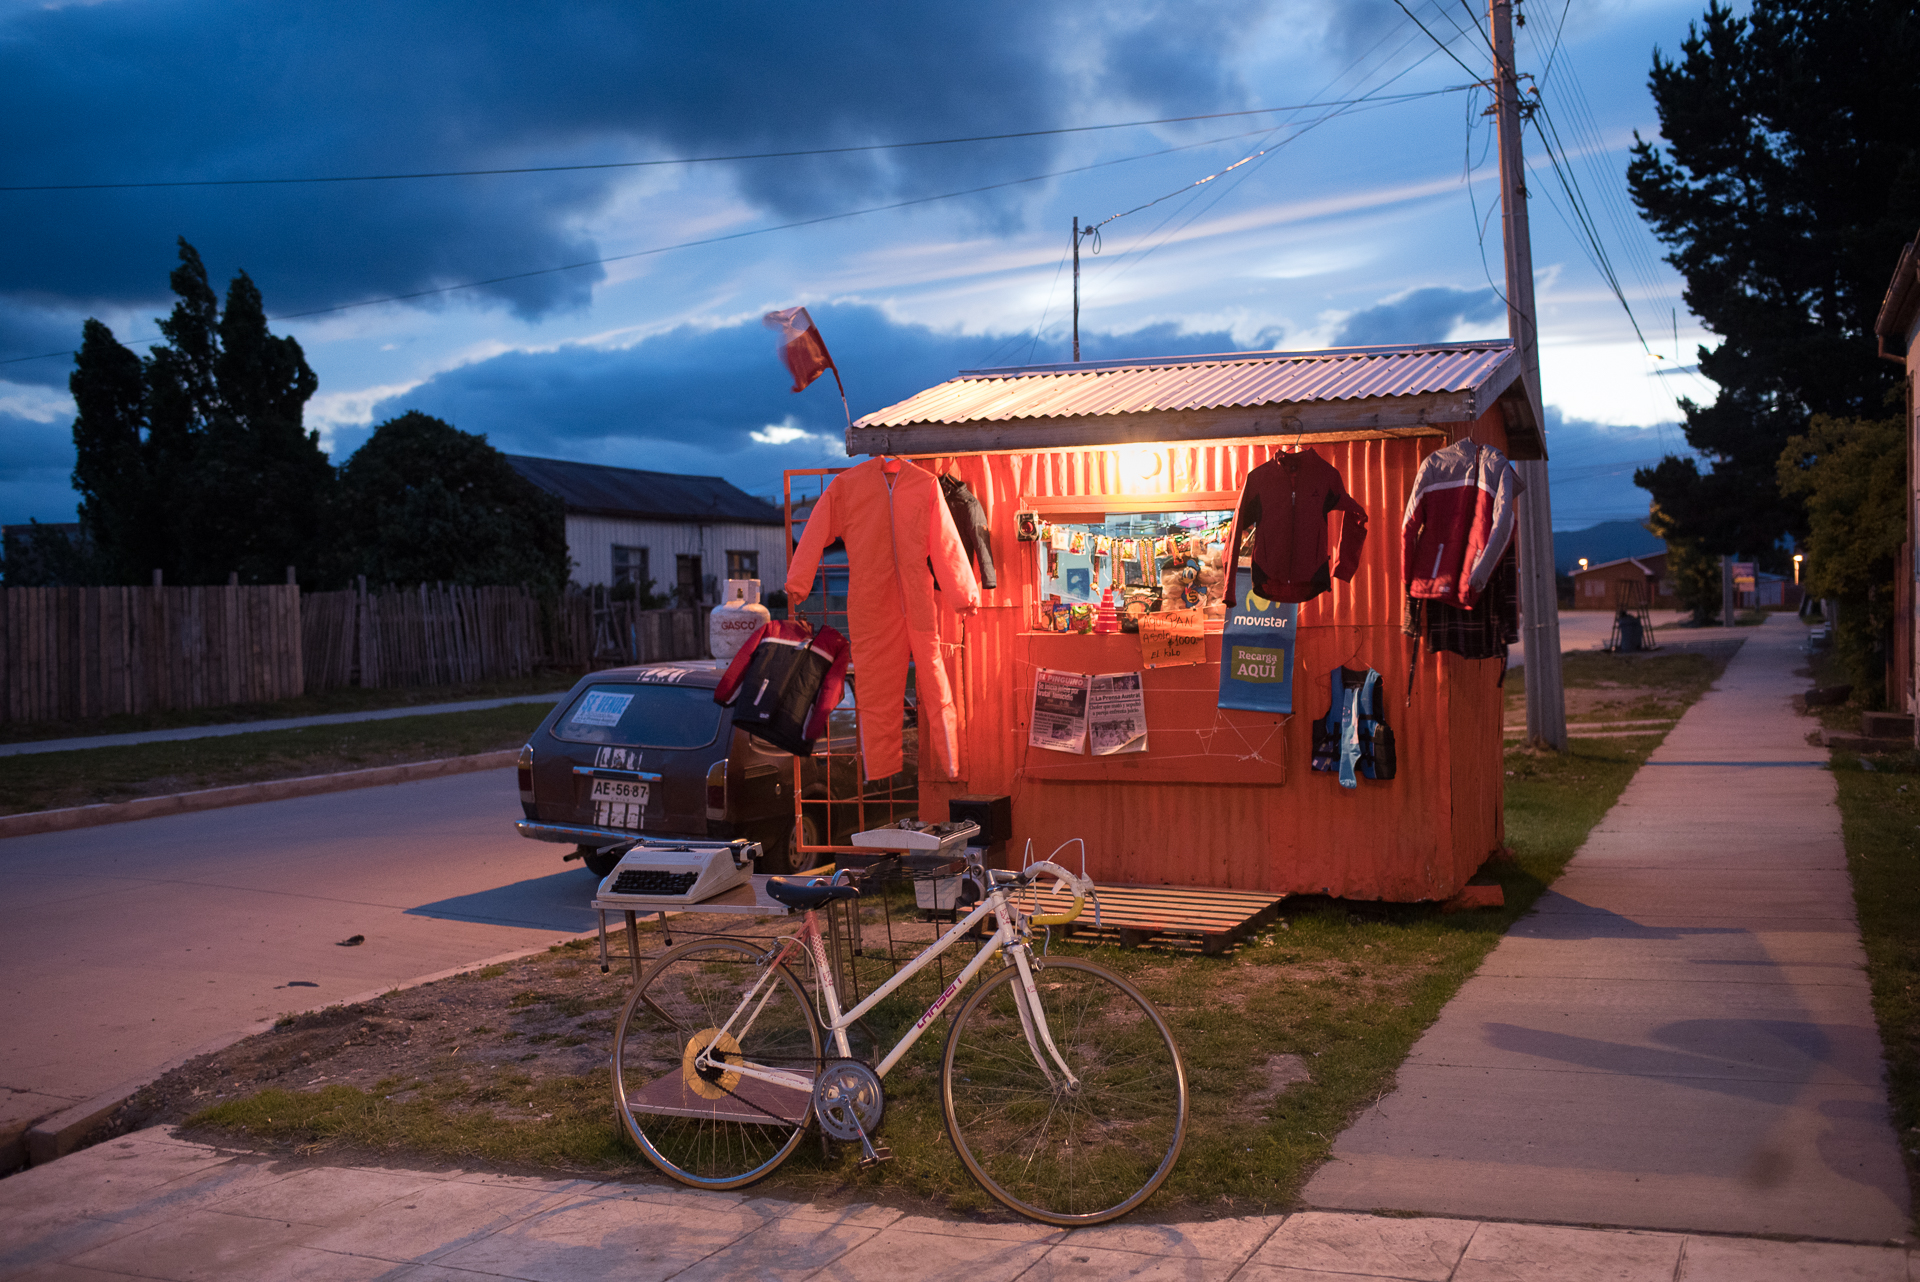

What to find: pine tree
left=1627, top=0, right=1920, bottom=559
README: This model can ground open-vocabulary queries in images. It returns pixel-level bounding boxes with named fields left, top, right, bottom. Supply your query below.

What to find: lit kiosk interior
left=784, top=341, right=1545, bottom=919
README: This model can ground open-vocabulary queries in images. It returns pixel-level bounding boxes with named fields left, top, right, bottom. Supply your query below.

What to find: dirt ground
left=108, top=909, right=792, bottom=1140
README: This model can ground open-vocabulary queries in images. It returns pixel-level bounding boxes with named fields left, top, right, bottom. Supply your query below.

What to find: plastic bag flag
left=763, top=306, right=840, bottom=394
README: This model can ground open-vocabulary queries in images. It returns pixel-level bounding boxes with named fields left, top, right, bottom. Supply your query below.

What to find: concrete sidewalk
left=3, top=1126, right=1912, bottom=1281
left=1307, top=614, right=1911, bottom=1242
left=0, top=693, right=567, bottom=758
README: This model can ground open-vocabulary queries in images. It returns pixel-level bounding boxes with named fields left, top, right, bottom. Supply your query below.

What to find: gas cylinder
left=708, top=579, right=771, bottom=661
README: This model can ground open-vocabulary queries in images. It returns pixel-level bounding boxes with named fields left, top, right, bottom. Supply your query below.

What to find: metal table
left=591, top=874, right=792, bottom=981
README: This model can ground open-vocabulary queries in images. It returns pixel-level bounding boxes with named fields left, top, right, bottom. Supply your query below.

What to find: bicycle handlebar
left=1022, top=860, right=1092, bottom=927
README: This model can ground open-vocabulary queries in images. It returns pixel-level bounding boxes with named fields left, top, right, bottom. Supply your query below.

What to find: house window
left=726, top=550, right=759, bottom=581
left=675, top=554, right=703, bottom=606
left=612, top=545, right=648, bottom=589
left=1584, top=579, right=1605, bottom=597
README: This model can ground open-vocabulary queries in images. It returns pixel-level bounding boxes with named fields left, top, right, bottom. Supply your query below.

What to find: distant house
left=1570, top=553, right=1675, bottom=610
left=505, top=456, right=786, bottom=605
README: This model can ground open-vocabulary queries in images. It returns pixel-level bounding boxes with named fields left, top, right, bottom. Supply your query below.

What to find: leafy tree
left=0, top=521, right=97, bottom=586
left=1627, top=0, right=1920, bottom=557
left=69, top=239, right=331, bottom=584
left=1646, top=503, right=1726, bottom=626
left=335, top=411, right=569, bottom=592
left=1778, top=413, right=1907, bottom=703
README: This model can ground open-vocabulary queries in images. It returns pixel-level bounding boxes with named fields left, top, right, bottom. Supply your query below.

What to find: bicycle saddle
left=765, top=875, right=861, bottom=910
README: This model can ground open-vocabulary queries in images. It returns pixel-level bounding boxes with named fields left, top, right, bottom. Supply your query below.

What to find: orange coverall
left=786, top=457, right=979, bottom=781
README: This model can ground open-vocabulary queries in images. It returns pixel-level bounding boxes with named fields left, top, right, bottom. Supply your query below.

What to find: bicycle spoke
left=942, top=958, right=1187, bottom=1226
left=613, top=939, right=820, bottom=1190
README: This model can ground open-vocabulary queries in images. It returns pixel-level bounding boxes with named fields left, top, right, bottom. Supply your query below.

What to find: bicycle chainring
left=811, top=1059, right=885, bottom=1142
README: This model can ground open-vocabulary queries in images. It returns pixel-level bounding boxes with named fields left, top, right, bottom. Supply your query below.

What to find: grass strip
left=0, top=703, right=554, bottom=816
left=0, top=673, right=574, bottom=747
left=1827, top=745, right=1920, bottom=1226
left=182, top=653, right=1724, bottom=1218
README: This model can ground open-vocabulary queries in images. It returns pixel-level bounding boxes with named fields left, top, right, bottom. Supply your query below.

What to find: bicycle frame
left=690, top=875, right=1078, bottom=1104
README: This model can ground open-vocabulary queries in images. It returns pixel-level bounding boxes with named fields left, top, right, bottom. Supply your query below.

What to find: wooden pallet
left=1007, top=881, right=1285, bottom=956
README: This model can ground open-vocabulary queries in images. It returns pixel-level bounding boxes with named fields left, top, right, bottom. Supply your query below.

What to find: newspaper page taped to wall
left=1089, top=671, right=1148, bottom=755
left=1029, top=667, right=1090, bottom=754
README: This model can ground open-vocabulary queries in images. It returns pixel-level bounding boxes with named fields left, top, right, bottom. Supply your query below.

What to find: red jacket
left=1400, top=440, right=1519, bottom=608
left=1224, top=450, right=1369, bottom=606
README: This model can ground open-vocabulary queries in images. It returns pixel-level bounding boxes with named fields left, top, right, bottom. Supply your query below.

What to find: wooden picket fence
left=0, top=584, right=303, bottom=724
left=0, top=582, right=720, bottom=722
left=544, top=587, right=713, bottom=671
left=301, top=583, right=713, bottom=691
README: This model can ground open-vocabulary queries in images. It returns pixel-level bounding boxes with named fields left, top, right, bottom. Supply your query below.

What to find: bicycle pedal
left=858, top=1143, right=893, bottom=1168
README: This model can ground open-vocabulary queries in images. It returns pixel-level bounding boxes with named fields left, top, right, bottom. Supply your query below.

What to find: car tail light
left=517, top=743, right=536, bottom=814
left=706, top=759, right=727, bottom=821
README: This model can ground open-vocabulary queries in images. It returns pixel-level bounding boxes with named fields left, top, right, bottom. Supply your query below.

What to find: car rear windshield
left=552, top=682, right=723, bottom=749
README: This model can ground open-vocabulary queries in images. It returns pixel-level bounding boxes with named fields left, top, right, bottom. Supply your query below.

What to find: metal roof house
left=784, top=340, right=1543, bottom=903
left=506, top=455, right=786, bottom=605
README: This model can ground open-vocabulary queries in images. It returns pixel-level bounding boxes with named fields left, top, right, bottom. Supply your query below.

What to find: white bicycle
left=611, top=848, right=1188, bottom=1226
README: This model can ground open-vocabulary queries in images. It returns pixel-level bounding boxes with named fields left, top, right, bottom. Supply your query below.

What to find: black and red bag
left=713, top=621, right=850, bottom=756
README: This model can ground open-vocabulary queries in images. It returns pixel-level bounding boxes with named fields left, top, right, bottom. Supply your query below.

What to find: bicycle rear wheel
left=941, top=957, right=1187, bottom=1226
left=613, top=938, right=821, bottom=1189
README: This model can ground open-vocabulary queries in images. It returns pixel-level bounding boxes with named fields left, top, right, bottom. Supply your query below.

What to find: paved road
left=0, top=769, right=600, bottom=1142
left=1307, top=615, right=1910, bottom=1241
left=0, top=693, right=567, bottom=758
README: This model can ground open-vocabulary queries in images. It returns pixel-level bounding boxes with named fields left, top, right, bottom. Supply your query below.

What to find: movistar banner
left=1217, top=569, right=1297, bottom=714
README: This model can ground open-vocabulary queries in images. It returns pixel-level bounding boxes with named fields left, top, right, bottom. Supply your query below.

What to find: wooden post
left=1492, top=0, right=1567, bottom=752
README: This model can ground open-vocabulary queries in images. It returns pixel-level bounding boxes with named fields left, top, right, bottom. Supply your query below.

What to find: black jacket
left=940, top=475, right=997, bottom=590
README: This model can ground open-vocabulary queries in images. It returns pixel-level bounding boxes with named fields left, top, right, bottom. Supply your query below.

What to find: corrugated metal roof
left=857, top=341, right=1518, bottom=427
left=506, top=455, right=782, bottom=525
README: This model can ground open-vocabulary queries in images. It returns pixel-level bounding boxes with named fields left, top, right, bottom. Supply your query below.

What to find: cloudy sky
left=1, top=0, right=1719, bottom=534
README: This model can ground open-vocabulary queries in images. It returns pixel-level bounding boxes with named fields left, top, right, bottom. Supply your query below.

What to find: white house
left=506, top=455, right=787, bottom=604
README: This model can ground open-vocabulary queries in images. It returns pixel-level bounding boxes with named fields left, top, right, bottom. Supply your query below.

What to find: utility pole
left=1491, top=0, right=1567, bottom=751
left=1072, top=216, right=1082, bottom=362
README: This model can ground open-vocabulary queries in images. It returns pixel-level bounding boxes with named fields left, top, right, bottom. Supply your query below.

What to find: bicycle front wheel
left=613, top=938, right=821, bottom=1189
left=941, top=957, right=1187, bottom=1226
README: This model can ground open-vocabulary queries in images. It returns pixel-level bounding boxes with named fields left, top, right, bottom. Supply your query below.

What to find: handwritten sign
left=1139, top=608, right=1206, bottom=669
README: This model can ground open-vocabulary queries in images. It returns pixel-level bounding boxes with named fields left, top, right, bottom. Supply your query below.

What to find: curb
left=19, top=932, right=599, bottom=1168
left=0, top=751, right=518, bottom=841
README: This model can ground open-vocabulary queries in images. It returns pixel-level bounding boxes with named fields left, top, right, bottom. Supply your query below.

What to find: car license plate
left=591, top=778, right=649, bottom=830
left=590, top=779, right=650, bottom=806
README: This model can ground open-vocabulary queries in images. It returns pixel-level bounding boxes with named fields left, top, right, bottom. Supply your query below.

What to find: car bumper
left=516, top=820, right=704, bottom=847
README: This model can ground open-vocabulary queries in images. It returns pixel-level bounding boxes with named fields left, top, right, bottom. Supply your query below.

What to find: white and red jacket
left=1401, top=440, right=1520, bottom=609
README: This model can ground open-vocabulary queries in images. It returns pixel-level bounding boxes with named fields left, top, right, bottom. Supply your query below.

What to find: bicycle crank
left=812, top=1060, right=890, bottom=1166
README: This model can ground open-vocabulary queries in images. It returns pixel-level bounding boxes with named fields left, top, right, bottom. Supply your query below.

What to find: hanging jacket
left=939, top=475, right=997, bottom=590
left=786, top=457, right=979, bottom=780
left=713, top=620, right=850, bottom=756
left=1223, top=449, right=1369, bottom=607
left=1401, top=439, right=1519, bottom=608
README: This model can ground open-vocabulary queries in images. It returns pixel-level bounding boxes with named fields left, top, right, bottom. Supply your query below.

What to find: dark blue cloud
left=0, top=409, right=80, bottom=527
left=1, top=0, right=1268, bottom=328
left=1332, top=285, right=1504, bottom=346
left=363, top=304, right=1244, bottom=495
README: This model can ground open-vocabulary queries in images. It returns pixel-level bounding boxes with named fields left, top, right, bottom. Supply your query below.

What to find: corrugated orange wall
left=914, top=411, right=1510, bottom=901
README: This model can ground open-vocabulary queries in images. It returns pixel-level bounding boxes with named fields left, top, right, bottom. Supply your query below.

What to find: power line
left=0, top=95, right=1460, bottom=193
left=1084, top=8, right=1468, bottom=301
left=1387, top=0, right=1487, bottom=82
left=0, top=119, right=1324, bottom=366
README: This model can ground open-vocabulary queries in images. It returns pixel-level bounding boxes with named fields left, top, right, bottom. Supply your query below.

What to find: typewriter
left=593, top=838, right=757, bottom=909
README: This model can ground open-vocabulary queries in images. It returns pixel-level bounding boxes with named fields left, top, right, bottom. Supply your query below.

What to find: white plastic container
left=708, top=579, right=771, bottom=661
